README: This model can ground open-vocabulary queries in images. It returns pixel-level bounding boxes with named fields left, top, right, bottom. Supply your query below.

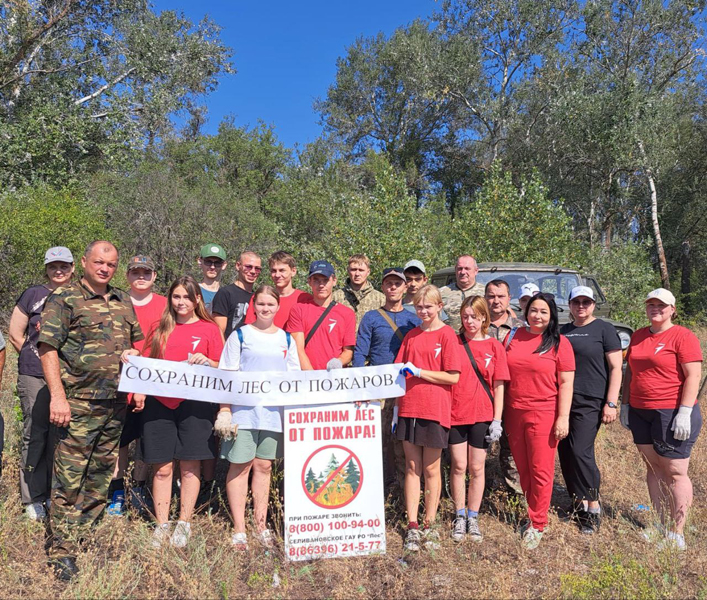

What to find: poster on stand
left=284, top=402, right=386, bottom=561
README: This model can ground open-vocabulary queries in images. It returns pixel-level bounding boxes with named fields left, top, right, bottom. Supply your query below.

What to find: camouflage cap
left=127, top=255, right=156, bottom=272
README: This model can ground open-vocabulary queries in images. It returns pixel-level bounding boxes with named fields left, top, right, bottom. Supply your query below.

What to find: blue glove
left=391, top=406, right=399, bottom=434
left=400, top=362, right=421, bottom=378
left=485, top=419, right=503, bottom=443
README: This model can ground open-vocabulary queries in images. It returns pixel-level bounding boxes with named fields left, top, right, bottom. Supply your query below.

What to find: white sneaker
left=170, top=520, right=191, bottom=548
left=521, top=525, right=543, bottom=550
left=152, top=523, right=172, bottom=548
left=258, top=529, right=274, bottom=547
left=658, top=530, right=686, bottom=551
left=25, top=502, right=47, bottom=521
left=232, top=532, right=248, bottom=550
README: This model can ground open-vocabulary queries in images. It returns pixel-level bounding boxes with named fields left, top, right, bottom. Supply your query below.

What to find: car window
left=476, top=271, right=582, bottom=303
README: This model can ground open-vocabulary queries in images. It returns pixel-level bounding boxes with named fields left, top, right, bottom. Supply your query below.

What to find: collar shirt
left=332, top=279, right=385, bottom=329
left=440, top=280, right=486, bottom=331
left=488, top=311, right=525, bottom=343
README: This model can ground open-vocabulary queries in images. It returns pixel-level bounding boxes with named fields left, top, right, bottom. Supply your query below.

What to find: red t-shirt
left=244, top=289, right=313, bottom=329
left=627, top=325, right=703, bottom=410
left=395, top=325, right=462, bottom=428
left=154, top=319, right=224, bottom=409
left=452, top=336, right=510, bottom=425
left=132, top=294, right=167, bottom=354
left=286, top=301, right=356, bottom=370
left=506, top=328, right=575, bottom=411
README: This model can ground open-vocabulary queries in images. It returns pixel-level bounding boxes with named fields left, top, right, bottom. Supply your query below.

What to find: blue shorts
left=629, top=404, right=702, bottom=459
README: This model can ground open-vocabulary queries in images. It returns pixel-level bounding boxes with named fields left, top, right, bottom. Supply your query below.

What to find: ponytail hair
left=525, top=292, right=561, bottom=354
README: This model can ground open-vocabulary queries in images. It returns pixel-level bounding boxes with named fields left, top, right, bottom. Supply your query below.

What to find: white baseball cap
left=403, top=260, right=426, bottom=274
left=519, top=283, right=540, bottom=299
left=646, top=288, right=675, bottom=306
left=569, top=286, right=595, bottom=302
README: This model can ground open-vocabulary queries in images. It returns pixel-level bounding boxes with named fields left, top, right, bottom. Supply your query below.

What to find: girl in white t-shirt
left=215, top=285, right=300, bottom=549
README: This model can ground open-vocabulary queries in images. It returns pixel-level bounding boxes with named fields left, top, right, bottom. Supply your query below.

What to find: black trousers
left=558, top=393, right=603, bottom=503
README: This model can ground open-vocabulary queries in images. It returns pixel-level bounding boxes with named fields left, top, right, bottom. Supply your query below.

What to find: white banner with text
left=117, top=356, right=405, bottom=406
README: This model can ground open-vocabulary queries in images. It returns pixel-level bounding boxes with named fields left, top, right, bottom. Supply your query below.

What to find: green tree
left=344, top=459, right=361, bottom=494
left=0, top=1, right=233, bottom=186
left=451, top=163, right=581, bottom=265
left=0, top=186, right=107, bottom=317
left=305, top=468, right=320, bottom=494
left=325, top=454, right=340, bottom=476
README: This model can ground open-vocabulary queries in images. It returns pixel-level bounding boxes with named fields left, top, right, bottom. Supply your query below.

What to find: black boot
left=577, top=509, right=601, bottom=534
left=49, top=556, right=79, bottom=581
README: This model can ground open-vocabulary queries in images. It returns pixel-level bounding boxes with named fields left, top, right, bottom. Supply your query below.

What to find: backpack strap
left=304, top=302, right=338, bottom=347
left=459, top=334, right=494, bottom=404
left=236, top=327, right=244, bottom=354
left=377, top=308, right=405, bottom=342
left=504, top=326, right=518, bottom=350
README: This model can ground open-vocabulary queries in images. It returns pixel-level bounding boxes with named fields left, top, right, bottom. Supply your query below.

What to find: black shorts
left=629, top=404, right=702, bottom=459
left=396, top=416, right=448, bottom=449
left=449, top=422, right=490, bottom=450
left=119, top=406, right=142, bottom=447
left=141, top=396, right=217, bottom=464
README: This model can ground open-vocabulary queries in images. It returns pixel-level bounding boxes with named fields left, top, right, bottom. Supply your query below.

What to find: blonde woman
left=394, top=285, right=461, bottom=552
left=215, top=285, right=300, bottom=550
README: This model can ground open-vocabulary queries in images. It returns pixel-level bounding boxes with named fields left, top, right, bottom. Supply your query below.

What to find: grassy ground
left=1, top=333, right=706, bottom=599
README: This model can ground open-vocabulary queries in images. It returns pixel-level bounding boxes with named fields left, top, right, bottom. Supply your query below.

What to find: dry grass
left=1, top=333, right=706, bottom=599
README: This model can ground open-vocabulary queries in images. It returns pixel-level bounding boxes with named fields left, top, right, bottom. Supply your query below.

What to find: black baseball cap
left=382, top=267, right=406, bottom=282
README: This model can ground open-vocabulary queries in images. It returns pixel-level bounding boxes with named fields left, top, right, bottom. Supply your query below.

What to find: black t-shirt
left=212, top=283, right=253, bottom=340
left=560, top=319, right=622, bottom=399
left=15, top=284, right=52, bottom=377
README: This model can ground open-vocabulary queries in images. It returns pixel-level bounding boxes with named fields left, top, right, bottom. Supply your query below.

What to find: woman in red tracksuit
left=505, top=292, right=575, bottom=549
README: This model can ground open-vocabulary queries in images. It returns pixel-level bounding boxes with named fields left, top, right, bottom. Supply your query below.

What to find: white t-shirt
left=219, top=325, right=300, bottom=432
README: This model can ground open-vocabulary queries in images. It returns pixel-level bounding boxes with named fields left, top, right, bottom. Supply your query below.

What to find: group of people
left=0, top=243, right=702, bottom=580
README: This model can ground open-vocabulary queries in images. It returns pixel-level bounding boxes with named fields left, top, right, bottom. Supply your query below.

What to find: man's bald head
left=455, top=254, right=479, bottom=290
left=84, top=240, right=118, bottom=259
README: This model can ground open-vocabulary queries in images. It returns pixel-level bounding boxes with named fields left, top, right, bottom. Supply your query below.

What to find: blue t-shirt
left=199, top=285, right=218, bottom=314
left=353, top=308, right=421, bottom=367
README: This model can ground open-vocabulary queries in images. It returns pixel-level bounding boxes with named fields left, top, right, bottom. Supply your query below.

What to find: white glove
left=671, top=406, right=693, bottom=441
left=214, top=410, right=237, bottom=441
left=400, top=362, right=421, bottom=378
left=391, top=406, right=399, bottom=434
left=485, top=419, right=503, bottom=443
left=620, top=403, right=630, bottom=430
left=326, top=358, right=343, bottom=371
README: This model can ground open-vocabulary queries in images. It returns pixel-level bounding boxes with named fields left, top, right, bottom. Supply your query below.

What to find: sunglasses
left=242, top=265, right=262, bottom=272
left=202, top=259, right=224, bottom=267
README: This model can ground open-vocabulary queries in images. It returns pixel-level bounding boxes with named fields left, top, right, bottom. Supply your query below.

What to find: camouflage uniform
left=38, top=280, right=142, bottom=559
left=488, top=311, right=525, bottom=495
left=332, top=280, right=385, bottom=330
left=439, top=280, right=486, bottom=331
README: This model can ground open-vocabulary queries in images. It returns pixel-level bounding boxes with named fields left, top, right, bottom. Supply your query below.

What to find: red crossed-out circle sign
left=300, top=444, right=364, bottom=509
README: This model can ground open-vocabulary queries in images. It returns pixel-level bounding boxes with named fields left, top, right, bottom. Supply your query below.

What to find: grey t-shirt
left=15, top=285, right=52, bottom=377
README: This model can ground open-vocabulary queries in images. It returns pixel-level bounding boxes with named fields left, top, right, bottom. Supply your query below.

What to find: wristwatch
left=607, top=402, right=618, bottom=409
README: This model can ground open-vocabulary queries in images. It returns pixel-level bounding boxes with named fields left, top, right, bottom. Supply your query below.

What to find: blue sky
left=152, top=0, right=437, bottom=149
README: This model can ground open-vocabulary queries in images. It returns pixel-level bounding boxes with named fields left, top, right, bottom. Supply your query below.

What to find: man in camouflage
left=332, top=254, right=385, bottom=330
left=38, top=241, right=143, bottom=580
left=439, top=255, right=485, bottom=331
left=485, top=279, right=524, bottom=495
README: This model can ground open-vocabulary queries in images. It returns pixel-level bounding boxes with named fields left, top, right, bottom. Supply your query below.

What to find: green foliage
left=560, top=554, right=677, bottom=599
left=0, top=186, right=107, bottom=317
left=451, top=163, right=581, bottom=266
left=583, top=242, right=660, bottom=330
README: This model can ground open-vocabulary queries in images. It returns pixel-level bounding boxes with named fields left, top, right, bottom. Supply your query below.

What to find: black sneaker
left=577, top=510, right=601, bottom=534
left=49, top=557, right=79, bottom=581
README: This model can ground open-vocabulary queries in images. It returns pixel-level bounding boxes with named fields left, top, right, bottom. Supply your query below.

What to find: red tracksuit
left=505, top=329, right=575, bottom=530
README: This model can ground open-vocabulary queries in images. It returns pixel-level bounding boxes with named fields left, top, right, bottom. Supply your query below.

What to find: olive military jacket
left=332, top=280, right=385, bottom=329
left=38, top=280, right=143, bottom=400
left=439, top=280, right=486, bottom=331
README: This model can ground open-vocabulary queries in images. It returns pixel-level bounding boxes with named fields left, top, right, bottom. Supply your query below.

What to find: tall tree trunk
left=638, top=140, right=670, bottom=289
left=681, top=240, right=691, bottom=312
